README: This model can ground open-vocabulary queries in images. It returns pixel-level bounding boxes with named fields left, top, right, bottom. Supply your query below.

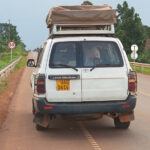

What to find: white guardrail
left=130, top=62, right=150, bottom=72
left=0, top=56, right=22, bottom=82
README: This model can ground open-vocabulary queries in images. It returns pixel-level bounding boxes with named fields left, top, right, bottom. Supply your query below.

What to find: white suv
left=27, top=36, right=137, bottom=130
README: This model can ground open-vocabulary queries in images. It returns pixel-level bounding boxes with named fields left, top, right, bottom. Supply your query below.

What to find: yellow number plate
left=57, top=80, right=70, bottom=91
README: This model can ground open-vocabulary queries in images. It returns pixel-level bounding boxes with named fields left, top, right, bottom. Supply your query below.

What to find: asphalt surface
left=0, top=56, right=150, bottom=150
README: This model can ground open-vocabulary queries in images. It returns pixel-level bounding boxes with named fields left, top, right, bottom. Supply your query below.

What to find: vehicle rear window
left=82, top=41, right=123, bottom=67
left=50, top=42, right=77, bottom=68
left=49, top=41, right=123, bottom=68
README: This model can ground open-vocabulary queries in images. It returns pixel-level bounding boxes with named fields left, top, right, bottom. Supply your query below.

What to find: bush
left=128, top=50, right=150, bottom=64
left=137, top=50, right=150, bottom=63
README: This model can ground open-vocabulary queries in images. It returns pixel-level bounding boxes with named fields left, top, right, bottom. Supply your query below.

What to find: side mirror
left=27, top=59, right=36, bottom=67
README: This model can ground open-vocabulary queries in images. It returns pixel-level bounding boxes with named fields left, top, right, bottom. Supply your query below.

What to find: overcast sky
left=0, top=0, right=149, bottom=50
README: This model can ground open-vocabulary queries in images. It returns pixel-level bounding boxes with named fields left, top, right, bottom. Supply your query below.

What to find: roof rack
left=49, top=24, right=115, bottom=36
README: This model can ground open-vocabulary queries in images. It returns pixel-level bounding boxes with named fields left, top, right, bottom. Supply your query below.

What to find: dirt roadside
left=0, top=67, right=25, bottom=127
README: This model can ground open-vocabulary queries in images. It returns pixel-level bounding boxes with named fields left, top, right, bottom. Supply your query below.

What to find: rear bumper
left=33, top=95, right=136, bottom=114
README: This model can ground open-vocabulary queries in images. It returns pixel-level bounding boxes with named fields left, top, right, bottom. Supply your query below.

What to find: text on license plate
left=57, top=80, right=70, bottom=91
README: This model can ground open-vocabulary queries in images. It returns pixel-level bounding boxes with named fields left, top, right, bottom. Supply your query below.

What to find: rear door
left=45, top=42, right=82, bottom=102
left=81, top=41, right=128, bottom=102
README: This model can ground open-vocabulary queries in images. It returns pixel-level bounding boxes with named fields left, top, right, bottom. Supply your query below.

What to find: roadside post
left=8, top=41, right=16, bottom=62
left=131, top=44, right=138, bottom=71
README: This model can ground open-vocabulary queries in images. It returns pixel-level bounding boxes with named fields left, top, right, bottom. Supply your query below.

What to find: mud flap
left=119, top=111, right=134, bottom=123
left=33, top=113, right=49, bottom=127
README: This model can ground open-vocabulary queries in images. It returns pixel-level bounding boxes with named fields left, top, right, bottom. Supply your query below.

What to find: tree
left=0, top=23, right=25, bottom=52
left=115, top=1, right=146, bottom=54
left=144, top=26, right=150, bottom=38
left=0, top=23, right=21, bottom=44
left=33, top=47, right=40, bottom=52
left=81, top=1, right=93, bottom=5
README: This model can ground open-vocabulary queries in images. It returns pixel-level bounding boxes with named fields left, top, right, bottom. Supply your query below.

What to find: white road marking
left=138, top=91, right=150, bottom=97
left=78, top=122, right=102, bottom=150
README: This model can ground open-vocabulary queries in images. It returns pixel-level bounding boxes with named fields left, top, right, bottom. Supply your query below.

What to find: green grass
left=13, top=56, right=27, bottom=71
left=131, top=65, right=150, bottom=75
left=0, top=80, right=7, bottom=92
left=0, top=44, right=26, bottom=70
left=0, top=56, right=27, bottom=92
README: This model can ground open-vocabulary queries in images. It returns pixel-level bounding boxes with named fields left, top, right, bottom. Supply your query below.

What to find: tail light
left=35, top=74, right=45, bottom=94
left=128, top=71, right=137, bottom=93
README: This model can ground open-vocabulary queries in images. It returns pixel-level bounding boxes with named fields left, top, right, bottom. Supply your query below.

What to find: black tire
left=114, top=117, right=130, bottom=129
left=36, top=124, right=47, bottom=131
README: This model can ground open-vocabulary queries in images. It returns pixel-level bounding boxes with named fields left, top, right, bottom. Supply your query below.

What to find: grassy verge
left=131, top=65, right=150, bottom=75
left=0, top=80, right=7, bottom=92
left=0, top=52, right=13, bottom=70
left=13, top=56, right=27, bottom=71
left=0, top=44, right=26, bottom=70
left=0, top=56, right=27, bottom=92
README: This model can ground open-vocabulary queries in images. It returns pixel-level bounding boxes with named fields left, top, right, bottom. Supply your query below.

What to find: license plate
left=57, top=80, right=70, bottom=91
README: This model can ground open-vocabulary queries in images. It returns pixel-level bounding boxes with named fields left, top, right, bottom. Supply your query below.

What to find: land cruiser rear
left=27, top=5, right=137, bottom=130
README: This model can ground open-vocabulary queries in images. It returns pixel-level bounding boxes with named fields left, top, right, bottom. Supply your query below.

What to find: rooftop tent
left=46, top=5, right=117, bottom=28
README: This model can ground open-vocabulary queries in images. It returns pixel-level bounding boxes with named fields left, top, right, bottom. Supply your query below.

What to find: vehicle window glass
left=50, top=42, right=77, bottom=67
left=36, top=43, right=47, bottom=67
left=36, top=48, right=43, bottom=67
left=82, top=41, right=123, bottom=67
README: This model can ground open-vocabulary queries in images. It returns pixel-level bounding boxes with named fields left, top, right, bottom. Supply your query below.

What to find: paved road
left=0, top=61, right=150, bottom=150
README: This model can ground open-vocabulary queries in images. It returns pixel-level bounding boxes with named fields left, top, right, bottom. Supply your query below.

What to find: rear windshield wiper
left=51, top=63, right=78, bottom=72
left=90, top=64, right=113, bottom=71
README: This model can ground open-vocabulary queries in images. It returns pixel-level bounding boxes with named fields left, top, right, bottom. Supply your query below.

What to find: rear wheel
left=114, top=117, right=130, bottom=129
left=36, top=124, right=48, bottom=131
